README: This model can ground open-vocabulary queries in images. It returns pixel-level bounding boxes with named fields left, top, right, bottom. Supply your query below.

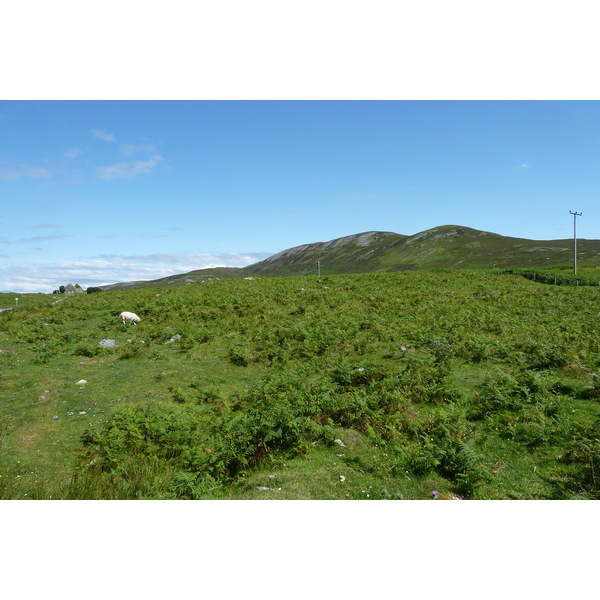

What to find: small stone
left=79, top=411, right=87, bottom=416
left=339, top=475, right=346, bottom=482
left=334, top=439, right=347, bottom=447
left=75, top=379, right=87, bottom=386
left=52, top=415, right=59, bottom=420
left=256, top=486, right=269, bottom=491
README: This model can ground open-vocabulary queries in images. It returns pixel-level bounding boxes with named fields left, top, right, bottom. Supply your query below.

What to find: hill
left=98, top=225, right=600, bottom=290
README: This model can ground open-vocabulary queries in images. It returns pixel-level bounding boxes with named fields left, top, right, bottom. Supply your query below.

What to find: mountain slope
left=246, top=231, right=406, bottom=276
left=98, top=225, right=600, bottom=290
left=247, top=225, right=599, bottom=275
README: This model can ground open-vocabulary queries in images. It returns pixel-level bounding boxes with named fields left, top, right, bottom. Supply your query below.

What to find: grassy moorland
left=1, top=270, right=599, bottom=500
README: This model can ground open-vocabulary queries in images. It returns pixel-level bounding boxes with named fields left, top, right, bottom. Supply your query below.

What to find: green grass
left=2, top=271, right=600, bottom=499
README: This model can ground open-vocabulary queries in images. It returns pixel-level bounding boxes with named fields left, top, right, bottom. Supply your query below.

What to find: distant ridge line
left=98, top=225, right=600, bottom=290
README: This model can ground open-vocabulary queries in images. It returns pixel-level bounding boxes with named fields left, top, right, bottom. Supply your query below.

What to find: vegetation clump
left=1, top=270, right=600, bottom=499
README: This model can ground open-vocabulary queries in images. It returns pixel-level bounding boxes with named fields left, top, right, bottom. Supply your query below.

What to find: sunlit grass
left=1, top=271, right=599, bottom=500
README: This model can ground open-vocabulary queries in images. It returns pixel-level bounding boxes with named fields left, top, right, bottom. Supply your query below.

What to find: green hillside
left=247, top=225, right=600, bottom=275
left=2, top=271, right=600, bottom=500
left=98, top=225, right=600, bottom=291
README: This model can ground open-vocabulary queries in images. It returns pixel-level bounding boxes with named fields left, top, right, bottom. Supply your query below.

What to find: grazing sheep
left=119, top=311, right=141, bottom=325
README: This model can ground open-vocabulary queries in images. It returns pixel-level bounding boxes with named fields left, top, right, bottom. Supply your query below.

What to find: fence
left=499, top=268, right=600, bottom=287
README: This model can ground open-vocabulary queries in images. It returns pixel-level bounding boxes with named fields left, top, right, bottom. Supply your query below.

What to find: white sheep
left=119, top=311, right=141, bottom=325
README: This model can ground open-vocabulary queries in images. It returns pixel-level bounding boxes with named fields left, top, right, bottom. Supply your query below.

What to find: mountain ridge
left=98, top=225, right=599, bottom=290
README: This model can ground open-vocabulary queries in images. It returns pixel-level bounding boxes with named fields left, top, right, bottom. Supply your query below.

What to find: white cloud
left=18, top=233, right=75, bottom=244
left=120, top=143, right=158, bottom=156
left=19, top=233, right=74, bottom=243
left=64, top=147, right=83, bottom=159
left=92, top=128, right=115, bottom=142
left=0, top=163, right=54, bottom=181
left=0, top=251, right=271, bottom=293
left=517, top=163, right=532, bottom=169
left=96, top=153, right=163, bottom=179
left=99, top=252, right=268, bottom=267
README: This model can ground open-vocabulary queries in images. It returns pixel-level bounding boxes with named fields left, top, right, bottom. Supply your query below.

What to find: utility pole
left=570, top=211, right=582, bottom=275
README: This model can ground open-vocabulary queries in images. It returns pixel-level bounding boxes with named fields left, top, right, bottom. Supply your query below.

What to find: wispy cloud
left=64, top=147, right=83, bottom=159
left=517, top=163, right=532, bottom=169
left=96, top=153, right=163, bottom=179
left=94, top=252, right=268, bottom=269
left=92, top=128, right=115, bottom=142
left=90, top=135, right=164, bottom=179
left=19, top=233, right=74, bottom=243
left=0, top=252, right=271, bottom=293
left=27, top=224, right=63, bottom=230
left=0, top=163, right=54, bottom=181
left=120, top=143, right=158, bottom=156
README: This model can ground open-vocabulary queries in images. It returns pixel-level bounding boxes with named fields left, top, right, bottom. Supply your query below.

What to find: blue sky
left=2, top=100, right=600, bottom=292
